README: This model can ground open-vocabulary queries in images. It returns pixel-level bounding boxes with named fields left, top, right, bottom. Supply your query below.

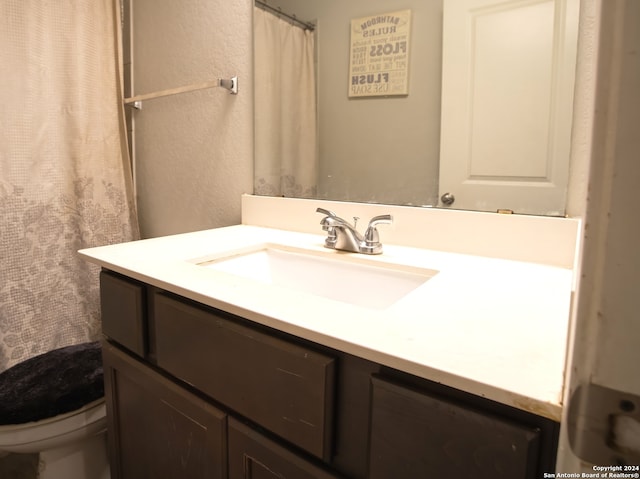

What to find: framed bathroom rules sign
left=348, top=9, right=411, bottom=98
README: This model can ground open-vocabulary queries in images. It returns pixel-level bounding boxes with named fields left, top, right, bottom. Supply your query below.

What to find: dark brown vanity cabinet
left=368, top=376, right=543, bottom=479
left=102, top=341, right=228, bottom=479
left=99, top=270, right=559, bottom=479
left=100, top=270, right=146, bottom=357
left=228, top=418, right=341, bottom=479
left=152, top=293, right=336, bottom=462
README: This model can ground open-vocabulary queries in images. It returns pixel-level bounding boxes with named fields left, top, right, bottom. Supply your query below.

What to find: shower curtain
left=253, top=6, right=318, bottom=197
left=0, top=0, right=139, bottom=372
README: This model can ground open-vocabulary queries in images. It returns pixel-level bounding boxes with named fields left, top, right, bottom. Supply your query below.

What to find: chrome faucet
left=316, top=207, right=393, bottom=254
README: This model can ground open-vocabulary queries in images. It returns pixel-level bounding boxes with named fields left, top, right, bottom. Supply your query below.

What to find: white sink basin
left=196, top=245, right=438, bottom=310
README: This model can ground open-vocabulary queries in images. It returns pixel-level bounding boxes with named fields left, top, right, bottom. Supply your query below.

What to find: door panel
left=439, top=0, right=579, bottom=215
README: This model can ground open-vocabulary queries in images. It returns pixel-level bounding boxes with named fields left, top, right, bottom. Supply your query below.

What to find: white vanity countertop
left=80, top=224, right=574, bottom=421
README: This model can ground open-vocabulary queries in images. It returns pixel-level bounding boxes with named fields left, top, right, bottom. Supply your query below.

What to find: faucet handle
left=363, top=214, right=393, bottom=254
left=367, top=214, right=393, bottom=227
left=367, top=215, right=393, bottom=231
left=316, top=207, right=336, bottom=230
left=316, top=207, right=336, bottom=217
left=316, top=207, right=338, bottom=247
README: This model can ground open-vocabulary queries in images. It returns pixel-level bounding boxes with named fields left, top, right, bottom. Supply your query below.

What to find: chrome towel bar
left=125, top=76, right=238, bottom=109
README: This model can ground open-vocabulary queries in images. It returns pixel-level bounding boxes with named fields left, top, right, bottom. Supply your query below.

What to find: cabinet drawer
left=100, top=271, right=146, bottom=357
left=154, top=293, right=336, bottom=461
left=369, top=376, right=541, bottom=479
left=228, top=418, right=341, bottom=479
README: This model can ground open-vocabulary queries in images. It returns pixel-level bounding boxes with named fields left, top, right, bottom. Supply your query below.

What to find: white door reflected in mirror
left=438, top=0, right=579, bottom=215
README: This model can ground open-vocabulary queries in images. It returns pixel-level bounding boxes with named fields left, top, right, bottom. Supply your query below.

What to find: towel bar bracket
left=220, top=76, right=238, bottom=95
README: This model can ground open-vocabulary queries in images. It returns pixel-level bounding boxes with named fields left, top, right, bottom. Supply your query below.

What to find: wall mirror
left=253, top=0, right=579, bottom=216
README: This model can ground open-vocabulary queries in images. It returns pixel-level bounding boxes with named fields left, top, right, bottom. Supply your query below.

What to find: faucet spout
left=321, top=216, right=364, bottom=252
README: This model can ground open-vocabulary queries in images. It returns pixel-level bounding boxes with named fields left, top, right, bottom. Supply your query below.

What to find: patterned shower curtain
left=253, top=6, right=318, bottom=198
left=0, top=0, right=139, bottom=372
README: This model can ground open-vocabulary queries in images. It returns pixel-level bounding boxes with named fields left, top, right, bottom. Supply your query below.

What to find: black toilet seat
left=0, top=342, right=104, bottom=426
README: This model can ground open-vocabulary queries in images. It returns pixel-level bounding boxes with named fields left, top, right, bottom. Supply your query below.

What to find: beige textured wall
left=130, top=0, right=253, bottom=238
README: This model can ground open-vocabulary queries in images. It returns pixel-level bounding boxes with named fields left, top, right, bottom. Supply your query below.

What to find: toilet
left=0, top=342, right=110, bottom=479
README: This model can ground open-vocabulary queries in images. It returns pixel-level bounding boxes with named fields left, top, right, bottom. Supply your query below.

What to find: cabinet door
left=369, top=377, right=541, bottom=479
left=228, top=418, right=341, bottom=479
left=102, top=341, right=227, bottom=479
